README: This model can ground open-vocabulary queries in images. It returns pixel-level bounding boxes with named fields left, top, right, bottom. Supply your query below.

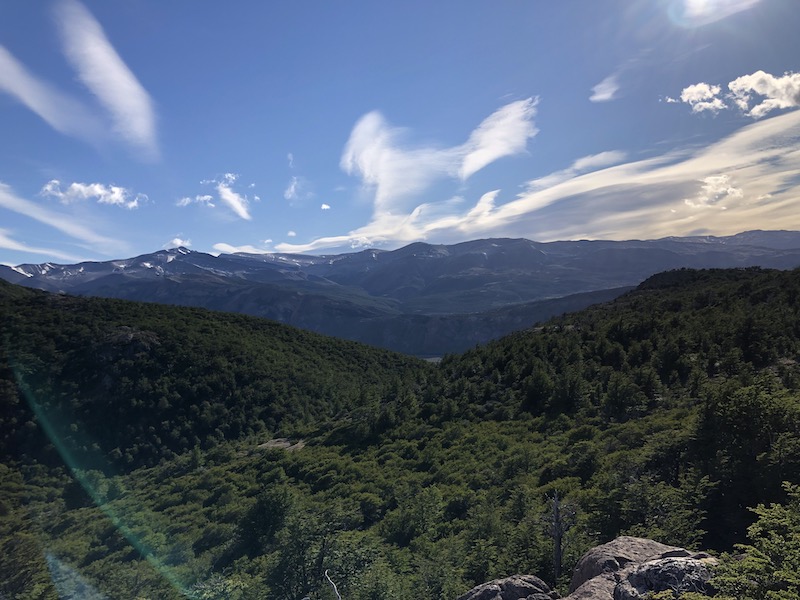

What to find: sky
left=1, top=0, right=800, bottom=265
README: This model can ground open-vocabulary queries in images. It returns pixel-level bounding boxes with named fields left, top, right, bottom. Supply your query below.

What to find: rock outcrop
left=456, top=574, right=559, bottom=600
left=564, top=536, right=717, bottom=600
left=458, top=537, right=717, bottom=600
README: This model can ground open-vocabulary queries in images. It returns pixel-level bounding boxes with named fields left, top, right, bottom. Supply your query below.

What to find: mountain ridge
left=3, top=230, right=800, bottom=355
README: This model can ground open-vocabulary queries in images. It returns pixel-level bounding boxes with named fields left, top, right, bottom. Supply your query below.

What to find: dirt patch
left=257, top=438, right=306, bottom=452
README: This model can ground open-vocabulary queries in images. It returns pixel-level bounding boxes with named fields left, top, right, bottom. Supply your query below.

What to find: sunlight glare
left=669, top=0, right=761, bottom=27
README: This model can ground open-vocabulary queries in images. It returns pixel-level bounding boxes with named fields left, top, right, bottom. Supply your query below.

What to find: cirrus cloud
left=276, top=108, right=800, bottom=253
left=341, top=98, right=538, bottom=215
left=54, top=0, right=158, bottom=159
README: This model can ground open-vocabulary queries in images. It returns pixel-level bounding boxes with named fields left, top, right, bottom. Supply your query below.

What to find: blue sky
left=1, top=0, right=799, bottom=265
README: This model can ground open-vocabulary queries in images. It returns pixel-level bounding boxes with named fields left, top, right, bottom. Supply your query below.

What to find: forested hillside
left=2, top=269, right=800, bottom=599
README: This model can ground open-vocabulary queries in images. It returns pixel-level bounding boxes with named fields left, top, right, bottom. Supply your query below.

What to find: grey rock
left=565, top=573, right=617, bottom=600
left=568, top=536, right=681, bottom=593
left=613, top=555, right=717, bottom=599
left=456, top=574, right=559, bottom=600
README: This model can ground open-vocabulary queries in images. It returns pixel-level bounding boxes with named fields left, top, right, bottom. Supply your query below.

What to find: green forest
left=2, top=268, right=800, bottom=599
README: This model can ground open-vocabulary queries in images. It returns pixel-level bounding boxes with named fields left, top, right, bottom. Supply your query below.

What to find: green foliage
left=713, top=482, right=800, bottom=599
left=3, top=268, right=800, bottom=597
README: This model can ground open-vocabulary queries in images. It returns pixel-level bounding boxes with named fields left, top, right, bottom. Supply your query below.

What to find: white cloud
left=321, top=203, right=331, bottom=210
left=287, top=230, right=297, bottom=237
left=186, top=174, right=254, bottom=219
left=54, top=0, right=158, bottom=158
left=677, top=70, right=800, bottom=119
left=728, top=70, right=800, bottom=118
left=287, top=153, right=294, bottom=168
left=0, top=45, right=104, bottom=143
left=590, top=74, right=620, bottom=102
left=683, top=175, right=743, bottom=208
left=216, top=183, right=251, bottom=220
left=459, top=98, right=539, bottom=179
left=284, top=176, right=299, bottom=201
left=0, top=181, right=124, bottom=254
left=340, top=99, right=538, bottom=215
left=212, top=242, right=271, bottom=255
left=164, top=237, right=191, bottom=249
left=177, top=194, right=214, bottom=208
left=41, top=180, right=145, bottom=209
left=276, top=108, right=800, bottom=252
left=525, top=151, right=627, bottom=191
left=680, top=82, right=726, bottom=113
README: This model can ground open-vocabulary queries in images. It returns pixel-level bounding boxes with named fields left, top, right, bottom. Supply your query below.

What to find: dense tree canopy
left=2, top=268, right=800, bottom=598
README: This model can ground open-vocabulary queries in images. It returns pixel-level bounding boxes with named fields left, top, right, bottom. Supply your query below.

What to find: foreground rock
left=564, top=536, right=717, bottom=600
left=456, top=574, right=559, bottom=600
left=458, top=537, right=717, bottom=600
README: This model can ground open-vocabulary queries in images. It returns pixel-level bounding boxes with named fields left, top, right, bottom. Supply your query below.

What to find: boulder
left=458, top=537, right=717, bottom=600
left=562, top=537, right=717, bottom=600
left=568, top=536, right=681, bottom=593
left=613, top=554, right=717, bottom=599
left=456, top=574, right=559, bottom=600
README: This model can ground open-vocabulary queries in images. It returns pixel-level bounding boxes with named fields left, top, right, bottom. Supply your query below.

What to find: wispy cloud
left=276, top=108, right=800, bottom=252
left=525, top=151, right=627, bottom=191
left=0, top=45, right=104, bottom=143
left=0, top=228, right=83, bottom=262
left=216, top=182, right=251, bottom=220
left=676, top=70, right=800, bottom=118
left=54, top=0, right=158, bottom=158
left=590, top=74, right=620, bottom=102
left=459, top=99, right=539, bottom=179
left=284, top=176, right=299, bottom=201
left=0, top=181, right=124, bottom=254
left=182, top=173, right=254, bottom=220
left=340, top=98, right=538, bottom=215
left=41, top=180, right=146, bottom=209
left=177, top=194, right=214, bottom=208
left=212, top=242, right=271, bottom=255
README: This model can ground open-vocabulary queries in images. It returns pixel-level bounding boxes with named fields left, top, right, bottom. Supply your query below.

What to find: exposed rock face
left=568, top=536, right=680, bottom=593
left=564, top=537, right=716, bottom=600
left=456, top=574, right=559, bottom=600
left=613, top=553, right=717, bottom=599
left=458, top=537, right=717, bottom=600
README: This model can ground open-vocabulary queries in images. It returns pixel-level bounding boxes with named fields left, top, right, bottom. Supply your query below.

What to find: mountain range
left=3, top=230, right=800, bottom=355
